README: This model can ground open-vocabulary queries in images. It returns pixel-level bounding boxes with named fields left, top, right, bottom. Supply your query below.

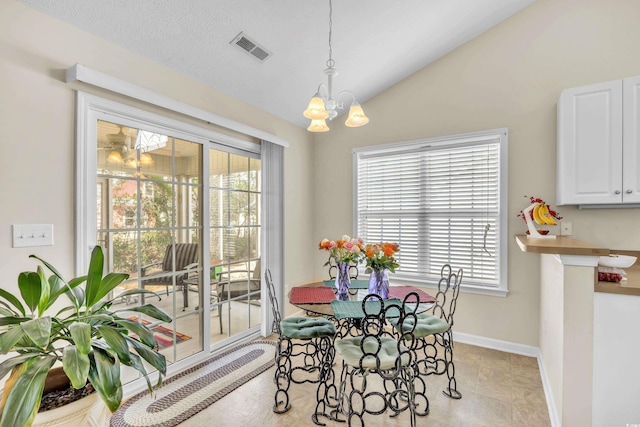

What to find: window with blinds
left=354, top=129, right=508, bottom=294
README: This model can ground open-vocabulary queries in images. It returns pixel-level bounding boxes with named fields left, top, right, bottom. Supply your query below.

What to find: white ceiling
left=18, top=0, right=535, bottom=129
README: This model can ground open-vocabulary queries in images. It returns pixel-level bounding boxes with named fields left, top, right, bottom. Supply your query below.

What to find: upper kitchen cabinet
left=557, top=76, right=640, bottom=206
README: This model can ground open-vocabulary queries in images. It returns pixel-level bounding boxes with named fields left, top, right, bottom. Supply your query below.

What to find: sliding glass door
left=208, top=148, right=261, bottom=342
left=79, top=93, right=269, bottom=389
left=96, top=120, right=203, bottom=371
left=93, top=114, right=263, bottom=373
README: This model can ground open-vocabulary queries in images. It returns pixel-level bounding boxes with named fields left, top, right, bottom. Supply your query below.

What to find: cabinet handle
left=626, top=190, right=633, bottom=194
left=615, top=190, right=621, bottom=194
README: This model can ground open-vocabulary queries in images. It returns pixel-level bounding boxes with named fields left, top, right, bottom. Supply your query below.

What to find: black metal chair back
left=432, top=264, right=463, bottom=328
left=326, top=255, right=359, bottom=280
left=333, top=292, right=423, bottom=426
left=265, top=269, right=282, bottom=336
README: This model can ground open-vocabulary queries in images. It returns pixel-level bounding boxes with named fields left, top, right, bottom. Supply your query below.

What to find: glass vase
left=335, top=262, right=351, bottom=301
left=368, top=268, right=390, bottom=299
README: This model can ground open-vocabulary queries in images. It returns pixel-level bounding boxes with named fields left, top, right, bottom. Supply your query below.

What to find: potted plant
left=0, top=246, right=171, bottom=427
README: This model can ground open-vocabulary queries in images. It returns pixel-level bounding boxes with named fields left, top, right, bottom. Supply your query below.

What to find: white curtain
left=261, top=140, right=284, bottom=336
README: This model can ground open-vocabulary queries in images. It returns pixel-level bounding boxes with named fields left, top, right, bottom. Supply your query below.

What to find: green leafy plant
left=0, top=246, right=171, bottom=427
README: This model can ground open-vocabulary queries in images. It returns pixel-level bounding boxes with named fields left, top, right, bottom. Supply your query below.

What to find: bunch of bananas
left=533, top=203, right=557, bottom=225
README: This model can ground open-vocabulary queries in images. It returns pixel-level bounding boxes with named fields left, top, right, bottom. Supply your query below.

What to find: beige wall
left=3, top=0, right=640, bottom=348
left=312, top=0, right=640, bottom=346
left=0, top=1, right=315, bottom=296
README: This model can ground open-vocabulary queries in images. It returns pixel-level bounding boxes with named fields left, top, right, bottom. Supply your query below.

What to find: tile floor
left=174, top=338, right=551, bottom=427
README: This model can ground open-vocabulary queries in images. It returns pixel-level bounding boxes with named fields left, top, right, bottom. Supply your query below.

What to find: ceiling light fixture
left=303, top=0, right=369, bottom=132
left=106, top=150, right=123, bottom=164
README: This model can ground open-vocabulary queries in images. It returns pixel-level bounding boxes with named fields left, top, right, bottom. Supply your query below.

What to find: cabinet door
left=622, top=76, right=640, bottom=203
left=557, top=80, right=623, bottom=205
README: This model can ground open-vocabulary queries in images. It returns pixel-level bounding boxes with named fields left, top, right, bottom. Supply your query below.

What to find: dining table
left=289, top=280, right=436, bottom=319
left=290, top=281, right=437, bottom=425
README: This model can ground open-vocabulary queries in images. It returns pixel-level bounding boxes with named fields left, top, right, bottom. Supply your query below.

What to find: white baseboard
left=453, top=331, right=560, bottom=427
left=536, top=353, right=561, bottom=427
left=452, top=331, right=539, bottom=357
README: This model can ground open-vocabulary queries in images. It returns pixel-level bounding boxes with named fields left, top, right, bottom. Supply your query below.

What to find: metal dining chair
left=390, top=264, right=464, bottom=399
left=331, top=293, right=426, bottom=426
left=326, top=255, right=359, bottom=280
left=265, top=269, right=337, bottom=415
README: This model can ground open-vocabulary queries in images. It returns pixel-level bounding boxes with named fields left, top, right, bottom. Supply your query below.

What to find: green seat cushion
left=280, top=317, right=336, bottom=339
left=335, top=336, right=410, bottom=370
left=390, top=313, right=450, bottom=338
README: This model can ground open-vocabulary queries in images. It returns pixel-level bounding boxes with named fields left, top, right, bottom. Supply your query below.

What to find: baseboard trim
left=452, top=331, right=539, bottom=357
left=453, top=331, right=559, bottom=427
left=537, top=353, right=561, bottom=427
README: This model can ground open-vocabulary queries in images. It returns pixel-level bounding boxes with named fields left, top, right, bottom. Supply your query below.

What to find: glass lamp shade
left=303, top=95, right=329, bottom=120
left=107, top=150, right=123, bottom=164
left=140, top=152, right=154, bottom=166
left=345, top=102, right=370, bottom=127
left=307, top=119, right=330, bottom=132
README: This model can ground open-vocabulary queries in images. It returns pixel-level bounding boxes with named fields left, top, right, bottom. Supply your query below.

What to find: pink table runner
left=388, top=286, right=436, bottom=303
left=289, top=286, right=337, bottom=304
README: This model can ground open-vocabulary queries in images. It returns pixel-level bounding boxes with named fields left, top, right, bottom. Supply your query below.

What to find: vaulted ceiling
left=19, top=0, right=535, bottom=128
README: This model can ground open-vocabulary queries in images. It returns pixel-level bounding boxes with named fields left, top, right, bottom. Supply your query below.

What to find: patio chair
left=213, top=259, right=262, bottom=334
left=265, top=269, right=337, bottom=416
left=140, top=243, right=199, bottom=310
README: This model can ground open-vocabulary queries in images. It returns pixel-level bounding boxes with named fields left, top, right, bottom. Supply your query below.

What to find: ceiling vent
left=230, top=32, right=271, bottom=62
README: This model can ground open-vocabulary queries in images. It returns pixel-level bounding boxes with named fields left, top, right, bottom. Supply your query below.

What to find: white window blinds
left=354, top=129, right=507, bottom=293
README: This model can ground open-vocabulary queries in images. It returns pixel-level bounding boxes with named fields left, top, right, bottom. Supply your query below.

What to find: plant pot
left=42, top=367, right=70, bottom=395
left=31, top=367, right=108, bottom=427
left=33, top=392, right=101, bottom=427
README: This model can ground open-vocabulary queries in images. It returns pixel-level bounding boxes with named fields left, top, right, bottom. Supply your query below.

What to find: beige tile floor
left=173, top=339, right=551, bottom=427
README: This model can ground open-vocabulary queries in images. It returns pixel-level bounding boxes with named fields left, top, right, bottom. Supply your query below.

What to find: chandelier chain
left=327, top=0, right=334, bottom=68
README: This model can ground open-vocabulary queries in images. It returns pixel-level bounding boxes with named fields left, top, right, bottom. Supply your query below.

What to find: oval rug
left=110, top=340, right=276, bottom=427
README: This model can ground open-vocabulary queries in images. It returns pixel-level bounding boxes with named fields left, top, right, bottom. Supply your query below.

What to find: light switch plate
left=12, top=224, right=54, bottom=248
left=560, top=221, right=573, bottom=236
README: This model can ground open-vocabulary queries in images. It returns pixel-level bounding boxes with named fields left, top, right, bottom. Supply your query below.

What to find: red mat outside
left=289, top=286, right=336, bottom=304
left=128, top=317, right=191, bottom=349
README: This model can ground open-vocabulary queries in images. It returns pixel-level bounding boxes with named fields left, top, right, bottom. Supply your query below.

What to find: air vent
left=230, top=32, right=272, bottom=62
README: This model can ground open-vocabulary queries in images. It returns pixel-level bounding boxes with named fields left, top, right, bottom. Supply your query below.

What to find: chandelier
left=303, top=0, right=369, bottom=132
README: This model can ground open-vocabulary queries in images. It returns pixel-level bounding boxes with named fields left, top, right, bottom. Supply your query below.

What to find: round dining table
left=289, top=280, right=436, bottom=318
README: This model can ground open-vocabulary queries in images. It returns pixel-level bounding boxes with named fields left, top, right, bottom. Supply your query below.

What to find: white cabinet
left=557, top=76, right=640, bottom=205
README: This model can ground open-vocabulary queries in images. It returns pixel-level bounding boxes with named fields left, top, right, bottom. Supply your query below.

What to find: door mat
left=110, top=340, right=276, bottom=427
left=128, top=317, right=191, bottom=349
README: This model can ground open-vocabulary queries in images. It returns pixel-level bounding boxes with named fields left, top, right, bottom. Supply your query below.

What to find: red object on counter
left=598, top=271, right=623, bottom=283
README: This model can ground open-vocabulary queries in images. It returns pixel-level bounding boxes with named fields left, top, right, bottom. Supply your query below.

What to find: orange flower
left=318, top=238, right=331, bottom=250
left=364, top=241, right=400, bottom=273
left=383, top=243, right=398, bottom=257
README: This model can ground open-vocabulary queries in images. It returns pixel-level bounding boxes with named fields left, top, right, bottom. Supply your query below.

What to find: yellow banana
left=539, top=203, right=557, bottom=225
left=532, top=203, right=546, bottom=225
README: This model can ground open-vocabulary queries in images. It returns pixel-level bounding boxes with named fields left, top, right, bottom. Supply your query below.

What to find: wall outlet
left=12, top=224, right=54, bottom=248
left=560, top=221, right=573, bottom=236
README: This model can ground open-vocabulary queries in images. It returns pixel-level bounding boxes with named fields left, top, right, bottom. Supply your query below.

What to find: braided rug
left=110, top=340, right=276, bottom=427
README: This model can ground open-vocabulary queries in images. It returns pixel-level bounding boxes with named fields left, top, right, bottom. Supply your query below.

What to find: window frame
left=75, top=92, right=268, bottom=380
left=353, top=128, right=509, bottom=297
left=75, top=92, right=260, bottom=271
